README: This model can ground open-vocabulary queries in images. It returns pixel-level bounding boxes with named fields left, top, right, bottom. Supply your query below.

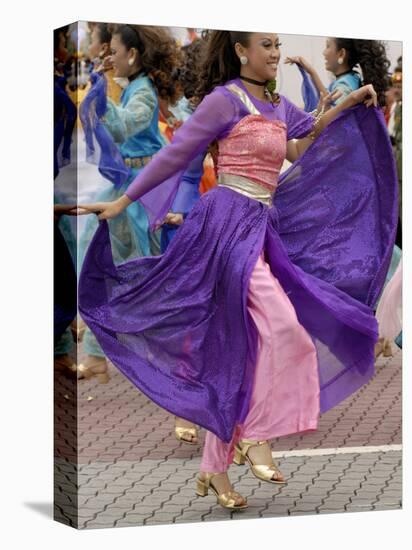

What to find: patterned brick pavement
left=54, top=347, right=402, bottom=529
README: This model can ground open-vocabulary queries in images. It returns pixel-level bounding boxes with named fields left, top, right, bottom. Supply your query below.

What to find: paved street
left=54, top=346, right=402, bottom=529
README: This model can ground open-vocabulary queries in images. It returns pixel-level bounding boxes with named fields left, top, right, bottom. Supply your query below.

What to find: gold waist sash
left=217, top=173, right=272, bottom=206
left=124, top=155, right=153, bottom=168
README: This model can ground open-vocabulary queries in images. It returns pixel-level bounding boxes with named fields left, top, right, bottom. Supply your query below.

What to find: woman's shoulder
left=205, top=82, right=234, bottom=98
left=198, top=83, right=239, bottom=109
left=142, top=74, right=156, bottom=88
left=126, top=74, right=157, bottom=103
left=129, top=74, right=156, bottom=93
left=333, top=71, right=362, bottom=90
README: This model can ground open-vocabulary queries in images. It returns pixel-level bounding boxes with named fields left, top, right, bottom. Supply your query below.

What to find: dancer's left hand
left=77, top=201, right=125, bottom=220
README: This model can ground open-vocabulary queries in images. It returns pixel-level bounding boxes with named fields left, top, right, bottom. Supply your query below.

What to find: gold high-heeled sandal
left=174, top=417, right=198, bottom=444
left=375, top=337, right=394, bottom=359
left=77, top=361, right=110, bottom=384
left=233, top=439, right=286, bottom=484
left=196, top=472, right=248, bottom=510
left=383, top=339, right=393, bottom=357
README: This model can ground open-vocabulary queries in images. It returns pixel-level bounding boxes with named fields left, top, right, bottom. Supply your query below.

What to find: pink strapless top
left=217, top=114, right=287, bottom=192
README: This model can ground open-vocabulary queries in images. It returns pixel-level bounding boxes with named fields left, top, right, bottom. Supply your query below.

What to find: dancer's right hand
left=77, top=197, right=129, bottom=220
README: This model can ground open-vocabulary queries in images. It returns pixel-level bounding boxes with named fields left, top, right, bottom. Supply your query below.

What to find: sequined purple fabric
left=79, top=83, right=397, bottom=443
left=275, top=103, right=398, bottom=308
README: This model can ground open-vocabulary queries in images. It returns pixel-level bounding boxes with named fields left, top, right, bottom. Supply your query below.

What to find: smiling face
left=235, top=33, right=281, bottom=81
left=110, top=33, right=139, bottom=77
left=322, top=37, right=345, bottom=73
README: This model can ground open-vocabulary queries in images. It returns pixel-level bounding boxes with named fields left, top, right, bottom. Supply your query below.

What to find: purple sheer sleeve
left=124, top=88, right=238, bottom=229
left=281, top=95, right=315, bottom=140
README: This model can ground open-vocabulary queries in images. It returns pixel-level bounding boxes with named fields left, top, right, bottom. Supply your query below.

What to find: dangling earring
left=338, top=58, right=344, bottom=65
left=240, top=56, right=248, bottom=65
left=128, top=58, right=135, bottom=66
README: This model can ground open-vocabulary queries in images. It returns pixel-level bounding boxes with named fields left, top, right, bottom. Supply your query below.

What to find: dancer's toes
left=175, top=416, right=199, bottom=444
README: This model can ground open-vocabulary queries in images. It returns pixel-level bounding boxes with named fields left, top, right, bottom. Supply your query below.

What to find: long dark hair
left=196, top=30, right=254, bottom=101
left=112, top=24, right=182, bottom=104
left=334, top=38, right=391, bottom=106
left=95, top=22, right=112, bottom=45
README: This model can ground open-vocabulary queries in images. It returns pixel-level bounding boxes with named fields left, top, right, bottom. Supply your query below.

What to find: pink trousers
left=200, top=254, right=320, bottom=473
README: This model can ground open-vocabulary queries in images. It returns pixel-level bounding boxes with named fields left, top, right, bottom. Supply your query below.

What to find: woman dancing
left=78, top=30, right=397, bottom=510
left=284, top=36, right=390, bottom=108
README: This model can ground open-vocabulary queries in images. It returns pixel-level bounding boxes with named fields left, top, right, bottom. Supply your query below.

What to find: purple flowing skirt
left=80, top=187, right=378, bottom=443
left=79, top=105, right=397, bottom=443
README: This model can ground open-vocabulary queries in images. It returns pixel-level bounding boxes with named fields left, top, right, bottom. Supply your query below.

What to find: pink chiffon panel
left=200, top=254, right=320, bottom=473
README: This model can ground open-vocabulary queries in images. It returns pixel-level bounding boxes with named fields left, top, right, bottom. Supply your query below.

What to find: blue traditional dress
left=79, top=71, right=166, bottom=356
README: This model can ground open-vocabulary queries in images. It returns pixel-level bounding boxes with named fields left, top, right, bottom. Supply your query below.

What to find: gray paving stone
left=144, top=515, right=175, bottom=525
left=354, top=487, right=379, bottom=498
left=359, top=479, right=388, bottom=488
left=173, top=513, right=206, bottom=523
left=348, top=496, right=377, bottom=505
left=337, top=473, right=366, bottom=482
left=311, top=477, right=339, bottom=486
left=345, top=504, right=373, bottom=512
left=92, top=510, right=128, bottom=522
left=373, top=504, right=402, bottom=512
left=140, top=495, right=173, bottom=507
left=123, top=507, right=159, bottom=519
left=56, top=484, right=78, bottom=497
left=375, top=495, right=402, bottom=505
left=83, top=518, right=117, bottom=528
left=169, top=488, right=196, bottom=498
left=335, top=476, right=360, bottom=491
left=295, top=495, right=325, bottom=505
left=383, top=483, right=402, bottom=492
left=102, top=501, right=137, bottom=512
left=64, top=346, right=402, bottom=529
left=264, top=503, right=291, bottom=515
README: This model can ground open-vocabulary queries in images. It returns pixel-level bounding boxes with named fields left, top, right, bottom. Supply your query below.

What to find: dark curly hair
left=179, top=38, right=206, bottom=100
left=196, top=30, right=280, bottom=104
left=334, top=38, right=391, bottom=106
left=112, top=24, right=182, bottom=104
